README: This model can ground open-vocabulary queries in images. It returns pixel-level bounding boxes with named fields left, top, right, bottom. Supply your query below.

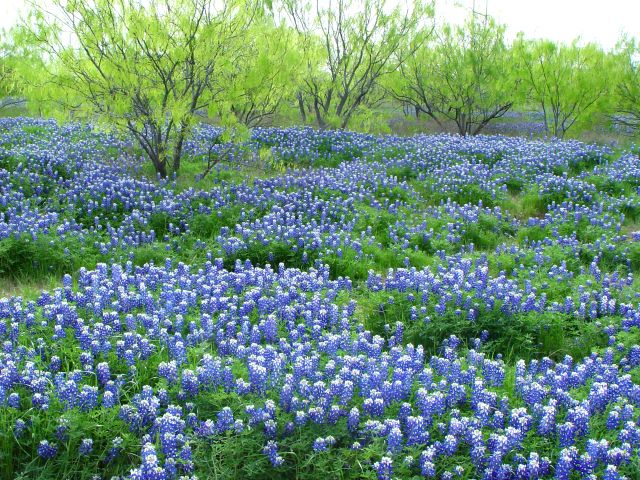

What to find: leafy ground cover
left=2, top=117, right=640, bottom=479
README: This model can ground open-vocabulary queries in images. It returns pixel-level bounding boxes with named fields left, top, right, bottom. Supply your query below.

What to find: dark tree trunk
left=172, top=133, right=186, bottom=175
left=149, top=151, right=168, bottom=178
left=297, top=93, right=307, bottom=123
left=154, top=141, right=170, bottom=179
left=313, top=99, right=327, bottom=130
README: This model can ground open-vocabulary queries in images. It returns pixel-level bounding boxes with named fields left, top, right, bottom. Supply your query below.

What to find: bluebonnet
left=262, top=441, right=284, bottom=467
left=79, top=438, right=94, bottom=456
left=37, top=440, right=57, bottom=459
left=373, top=456, right=393, bottom=480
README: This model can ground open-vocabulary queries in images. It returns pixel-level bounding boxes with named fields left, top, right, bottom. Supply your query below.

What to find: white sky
left=437, top=0, right=640, bottom=50
left=1, top=0, right=639, bottom=50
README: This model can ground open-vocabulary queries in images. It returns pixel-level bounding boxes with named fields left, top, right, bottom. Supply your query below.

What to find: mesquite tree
left=387, top=14, right=515, bottom=136
left=0, top=30, right=24, bottom=111
left=614, top=38, right=640, bottom=134
left=21, top=0, right=260, bottom=177
left=229, top=22, right=304, bottom=127
left=284, top=0, right=429, bottom=130
left=514, top=37, right=613, bottom=138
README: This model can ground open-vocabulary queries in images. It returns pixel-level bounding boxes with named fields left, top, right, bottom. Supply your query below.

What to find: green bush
left=0, top=235, right=84, bottom=280
left=189, top=207, right=253, bottom=239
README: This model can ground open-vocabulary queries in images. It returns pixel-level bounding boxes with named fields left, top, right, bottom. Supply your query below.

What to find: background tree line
left=0, top=0, right=639, bottom=177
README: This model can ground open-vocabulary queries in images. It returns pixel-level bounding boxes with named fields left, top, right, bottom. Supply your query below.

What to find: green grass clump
left=358, top=285, right=607, bottom=363
left=0, top=235, right=92, bottom=281
left=459, top=214, right=512, bottom=251
left=189, top=207, right=244, bottom=239
left=519, top=188, right=559, bottom=217
left=387, top=165, right=418, bottom=181
left=223, top=242, right=314, bottom=271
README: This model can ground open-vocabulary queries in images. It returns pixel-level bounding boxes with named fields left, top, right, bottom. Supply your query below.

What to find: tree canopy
left=614, top=38, right=640, bottom=134
left=0, top=29, right=25, bottom=111
left=0, top=0, right=637, bottom=171
left=514, top=37, right=615, bottom=138
left=19, top=0, right=271, bottom=177
left=285, top=0, right=431, bottom=130
left=228, top=21, right=304, bottom=127
left=387, top=14, right=515, bottom=136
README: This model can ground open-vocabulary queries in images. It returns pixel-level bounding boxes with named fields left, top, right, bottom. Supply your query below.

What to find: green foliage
left=517, top=225, right=551, bottom=244
left=614, top=37, right=640, bottom=135
left=223, top=241, right=312, bottom=271
left=20, top=0, right=261, bottom=177
left=289, top=0, right=431, bottom=129
left=0, top=32, right=20, bottom=110
left=0, top=235, right=89, bottom=281
left=387, top=166, right=418, bottom=181
left=5, top=410, right=137, bottom=480
left=229, top=22, right=304, bottom=127
left=147, top=212, right=183, bottom=240
left=435, top=183, right=501, bottom=207
left=504, top=177, right=524, bottom=195
left=386, top=14, right=515, bottom=136
left=518, top=187, right=563, bottom=217
left=354, top=206, right=398, bottom=247
left=459, top=213, right=511, bottom=251
left=514, top=37, right=616, bottom=138
left=361, top=290, right=606, bottom=362
left=190, top=209, right=244, bottom=239
left=130, top=244, right=170, bottom=267
left=625, top=243, right=640, bottom=272
left=192, top=418, right=370, bottom=479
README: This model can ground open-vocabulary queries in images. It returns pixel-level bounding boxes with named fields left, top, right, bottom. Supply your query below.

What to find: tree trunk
left=154, top=141, right=169, bottom=179
left=297, top=93, right=307, bottom=123
left=172, top=134, right=186, bottom=174
left=149, top=151, right=168, bottom=178
left=313, top=98, right=327, bottom=130
left=456, top=112, right=467, bottom=136
left=340, top=111, right=353, bottom=129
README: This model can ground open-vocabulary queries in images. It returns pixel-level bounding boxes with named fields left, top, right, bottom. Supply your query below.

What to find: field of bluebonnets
left=3, top=116, right=640, bottom=480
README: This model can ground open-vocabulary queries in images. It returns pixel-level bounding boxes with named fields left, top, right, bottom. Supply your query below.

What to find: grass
left=357, top=287, right=607, bottom=363
left=0, top=235, right=88, bottom=281
left=0, top=275, right=61, bottom=300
